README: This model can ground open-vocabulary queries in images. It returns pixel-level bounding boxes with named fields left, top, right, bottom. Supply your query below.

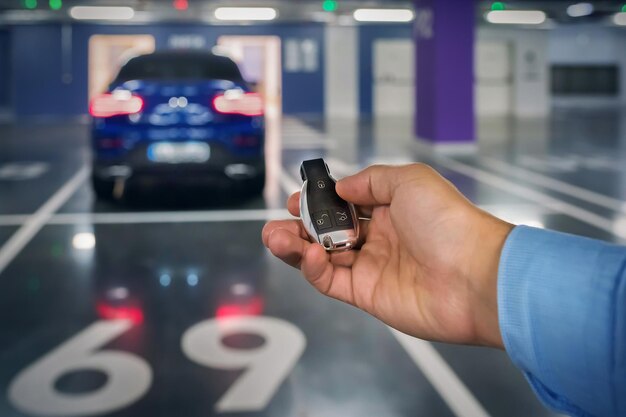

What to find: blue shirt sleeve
left=498, top=226, right=626, bottom=417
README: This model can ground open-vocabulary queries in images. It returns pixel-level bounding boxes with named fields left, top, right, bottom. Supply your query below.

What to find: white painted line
left=281, top=142, right=336, bottom=150
left=391, top=329, right=490, bottom=417
left=0, top=215, right=31, bottom=226
left=480, top=156, right=626, bottom=214
left=0, top=204, right=552, bottom=227
left=51, top=209, right=292, bottom=225
left=435, top=156, right=626, bottom=241
left=279, top=166, right=301, bottom=196
left=0, top=166, right=89, bottom=276
left=324, top=157, right=358, bottom=177
left=0, top=209, right=293, bottom=226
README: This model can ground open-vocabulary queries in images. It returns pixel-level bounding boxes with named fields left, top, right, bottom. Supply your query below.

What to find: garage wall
left=357, top=24, right=413, bottom=117
left=477, top=27, right=550, bottom=117
left=549, top=24, right=626, bottom=105
left=324, top=25, right=358, bottom=119
left=9, top=23, right=325, bottom=119
left=0, top=29, right=10, bottom=111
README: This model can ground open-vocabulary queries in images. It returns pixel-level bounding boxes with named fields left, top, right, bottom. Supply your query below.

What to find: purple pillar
left=414, top=0, right=475, bottom=144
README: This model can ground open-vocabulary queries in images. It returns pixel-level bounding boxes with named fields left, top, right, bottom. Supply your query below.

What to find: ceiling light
left=214, top=7, right=277, bottom=21
left=353, top=8, right=414, bottom=22
left=614, top=12, right=626, bottom=25
left=70, top=6, right=134, bottom=20
left=486, top=10, right=546, bottom=25
left=567, top=3, right=593, bottom=17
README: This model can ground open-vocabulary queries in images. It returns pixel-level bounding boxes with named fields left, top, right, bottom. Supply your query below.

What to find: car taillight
left=89, top=92, right=144, bottom=118
left=213, top=91, right=263, bottom=117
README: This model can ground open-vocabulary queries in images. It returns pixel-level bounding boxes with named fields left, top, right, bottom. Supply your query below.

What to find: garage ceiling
left=0, top=0, right=623, bottom=23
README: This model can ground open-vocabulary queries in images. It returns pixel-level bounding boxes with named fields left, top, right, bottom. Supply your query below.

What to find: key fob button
left=333, top=208, right=352, bottom=226
left=312, top=210, right=333, bottom=230
left=315, top=179, right=327, bottom=191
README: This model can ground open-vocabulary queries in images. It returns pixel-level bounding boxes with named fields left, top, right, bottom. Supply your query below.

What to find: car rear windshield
left=115, top=54, right=243, bottom=82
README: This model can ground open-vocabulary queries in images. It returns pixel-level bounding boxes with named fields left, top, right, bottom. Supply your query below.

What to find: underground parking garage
left=0, top=1, right=626, bottom=416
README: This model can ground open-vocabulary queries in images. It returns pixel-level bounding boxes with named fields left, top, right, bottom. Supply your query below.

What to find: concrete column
left=414, top=0, right=475, bottom=144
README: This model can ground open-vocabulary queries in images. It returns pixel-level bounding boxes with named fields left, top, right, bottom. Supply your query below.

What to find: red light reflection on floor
left=216, top=296, right=264, bottom=319
left=96, top=302, right=144, bottom=324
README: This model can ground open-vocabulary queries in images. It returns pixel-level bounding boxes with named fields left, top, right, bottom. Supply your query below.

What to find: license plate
left=147, top=142, right=210, bottom=164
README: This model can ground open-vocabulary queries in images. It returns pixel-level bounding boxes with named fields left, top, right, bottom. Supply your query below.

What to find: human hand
left=262, top=164, right=513, bottom=348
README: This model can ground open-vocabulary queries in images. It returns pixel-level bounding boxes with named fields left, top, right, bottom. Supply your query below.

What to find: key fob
left=299, top=158, right=359, bottom=251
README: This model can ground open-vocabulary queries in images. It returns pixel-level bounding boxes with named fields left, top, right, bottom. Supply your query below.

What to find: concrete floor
left=2, top=107, right=625, bottom=417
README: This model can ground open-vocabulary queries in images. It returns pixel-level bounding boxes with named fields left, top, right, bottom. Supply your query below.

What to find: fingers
left=287, top=192, right=300, bottom=217
left=264, top=227, right=355, bottom=304
left=329, top=249, right=358, bottom=267
left=336, top=163, right=433, bottom=206
left=262, top=219, right=308, bottom=246
left=263, top=218, right=359, bottom=306
left=265, top=227, right=309, bottom=268
left=300, top=244, right=355, bottom=305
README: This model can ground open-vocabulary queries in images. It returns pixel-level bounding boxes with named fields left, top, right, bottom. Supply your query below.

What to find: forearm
left=498, top=226, right=626, bottom=417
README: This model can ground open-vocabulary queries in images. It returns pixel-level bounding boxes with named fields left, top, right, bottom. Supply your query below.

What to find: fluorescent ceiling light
left=486, top=10, right=546, bottom=25
left=614, top=12, right=626, bottom=26
left=353, top=8, right=414, bottom=22
left=567, top=3, right=593, bottom=17
left=214, top=7, right=277, bottom=21
left=70, top=6, right=134, bottom=20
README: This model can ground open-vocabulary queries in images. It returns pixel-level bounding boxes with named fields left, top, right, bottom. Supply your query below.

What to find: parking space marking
left=0, top=162, right=49, bottom=181
left=0, top=215, right=31, bottom=226
left=0, top=209, right=293, bottom=226
left=52, top=209, right=292, bottom=225
left=0, top=204, right=553, bottom=227
left=391, top=329, right=490, bottom=417
left=0, top=166, right=88, bottom=276
left=434, top=155, right=626, bottom=241
left=279, top=166, right=301, bottom=195
left=480, top=156, right=626, bottom=215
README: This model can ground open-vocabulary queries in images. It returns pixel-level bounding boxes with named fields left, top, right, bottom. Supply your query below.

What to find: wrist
left=466, top=210, right=514, bottom=348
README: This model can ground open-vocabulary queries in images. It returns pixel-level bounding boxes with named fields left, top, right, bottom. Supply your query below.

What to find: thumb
left=336, top=164, right=422, bottom=206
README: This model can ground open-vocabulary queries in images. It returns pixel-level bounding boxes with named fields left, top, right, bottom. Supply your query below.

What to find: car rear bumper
left=93, top=143, right=264, bottom=187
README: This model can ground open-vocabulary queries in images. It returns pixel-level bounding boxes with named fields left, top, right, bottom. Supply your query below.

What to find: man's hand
left=262, top=164, right=513, bottom=348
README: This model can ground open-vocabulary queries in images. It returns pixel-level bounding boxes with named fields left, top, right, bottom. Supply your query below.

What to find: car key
left=299, top=158, right=359, bottom=251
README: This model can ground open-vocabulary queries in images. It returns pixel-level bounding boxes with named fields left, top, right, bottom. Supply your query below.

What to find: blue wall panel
left=0, top=30, right=9, bottom=108
left=10, top=23, right=325, bottom=119
left=358, top=24, right=412, bottom=117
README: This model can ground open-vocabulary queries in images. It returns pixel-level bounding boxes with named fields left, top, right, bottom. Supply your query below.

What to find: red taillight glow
left=89, top=92, right=144, bottom=118
left=173, top=0, right=188, bottom=10
left=213, top=92, right=263, bottom=117
left=233, top=135, right=259, bottom=147
left=96, top=302, right=144, bottom=324
left=216, top=296, right=264, bottom=319
left=96, top=138, right=125, bottom=149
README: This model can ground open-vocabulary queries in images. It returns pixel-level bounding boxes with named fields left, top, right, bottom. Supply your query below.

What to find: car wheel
left=91, top=175, right=115, bottom=200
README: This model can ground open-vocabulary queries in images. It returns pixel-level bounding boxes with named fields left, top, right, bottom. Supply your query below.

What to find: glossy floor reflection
left=2, top=107, right=624, bottom=416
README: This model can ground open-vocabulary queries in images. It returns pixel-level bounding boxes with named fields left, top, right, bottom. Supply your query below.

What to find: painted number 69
left=8, top=316, right=306, bottom=416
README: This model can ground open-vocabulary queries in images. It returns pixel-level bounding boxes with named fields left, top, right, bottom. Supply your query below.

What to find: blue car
left=89, top=51, right=265, bottom=200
